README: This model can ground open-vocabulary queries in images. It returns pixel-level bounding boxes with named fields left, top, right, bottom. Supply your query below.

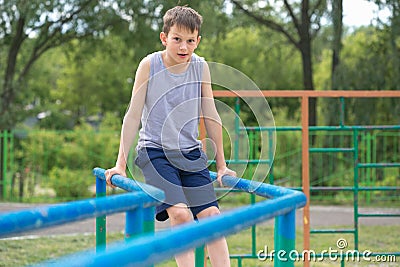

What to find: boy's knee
left=167, top=205, right=193, bottom=224
left=197, top=206, right=221, bottom=218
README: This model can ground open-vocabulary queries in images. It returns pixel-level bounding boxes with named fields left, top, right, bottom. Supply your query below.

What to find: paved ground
left=0, top=203, right=399, bottom=239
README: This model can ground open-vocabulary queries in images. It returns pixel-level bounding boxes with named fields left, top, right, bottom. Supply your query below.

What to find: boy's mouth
left=178, top=53, right=188, bottom=57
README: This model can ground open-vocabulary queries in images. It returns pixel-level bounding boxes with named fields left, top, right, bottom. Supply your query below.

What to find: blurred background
left=0, top=0, right=399, bottom=203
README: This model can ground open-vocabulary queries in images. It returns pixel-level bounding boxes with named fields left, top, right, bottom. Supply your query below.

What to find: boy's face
left=160, top=25, right=201, bottom=64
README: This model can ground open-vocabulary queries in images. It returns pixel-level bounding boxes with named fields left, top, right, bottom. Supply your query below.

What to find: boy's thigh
left=181, top=168, right=218, bottom=210
left=139, top=151, right=188, bottom=206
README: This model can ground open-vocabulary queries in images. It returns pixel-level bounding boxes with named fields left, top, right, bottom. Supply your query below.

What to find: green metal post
left=251, top=193, right=256, bottom=256
left=340, top=256, right=345, bottom=267
left=268, top=129, right=275, bottom=184
left=237, top=257, right=242, bottom=267
left=143, top=208, right=154, bottom=267
left=2, top=130, right=8, bottom=199
left=248, top=130, right=257, bottom=256
left=366, top=132, right=372, bottom=204
left=9, top=131, right=14, bottom=200
left=195, top=245, right=205, bottom=267
left=96, top=177, right=107, bottom=252
left=353, top=130, right=359, bottom=251
left=372, top=132, right=377, bottom=191
left=339, top=97, right=345, bottom=127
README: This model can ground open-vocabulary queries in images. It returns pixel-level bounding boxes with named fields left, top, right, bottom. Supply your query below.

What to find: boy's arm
left=201, top=62, right=236, bottom=185
left=105, top=56, right=150, bottom=186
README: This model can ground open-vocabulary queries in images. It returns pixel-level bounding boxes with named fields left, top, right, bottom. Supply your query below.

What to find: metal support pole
left=274, top=210, right=296, bottom=267
left=143, top=207, right=155, bottom=234
left=268, top=128, right=275, bottom=184
left=125, top=206, right=143, bottom=240
left=234, top=97, right=240, bottom=161
left=96, top=176, right=107, bottom=252
left=301, top=96, right=310, bottom=267
left=353, top=130, right=359, bottom=250
left=2, top=130, right=8, bottom=199
left=195, top=245, right=206, bottom=267
left=339, top=97, right=345, bottom=127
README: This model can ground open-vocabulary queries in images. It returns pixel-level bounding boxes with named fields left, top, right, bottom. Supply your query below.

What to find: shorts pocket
left=134, top=148, right=150, bottom=169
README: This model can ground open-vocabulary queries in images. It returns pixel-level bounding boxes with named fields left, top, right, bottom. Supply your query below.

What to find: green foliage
left=48, top=168, right=93, bottom=198
left=0, top=0, right=134, bottom=129
left=13, top=120, right=121, bottom=199
left=314, top=25, right=400, bottom=126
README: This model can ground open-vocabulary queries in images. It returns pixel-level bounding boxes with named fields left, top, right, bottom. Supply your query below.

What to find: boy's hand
left=217, top=166, right=236, bottom=187
left=105, top=166, right=127, bottom=188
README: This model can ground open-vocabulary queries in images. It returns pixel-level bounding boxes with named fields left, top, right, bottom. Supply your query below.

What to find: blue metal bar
left=93, top=168, right=164, bottom=202
left=208, top=159, right=272, bottom=164
left=37, top=191, right=306, bottom=267
left=0, top=192, right=161, bottom=238
left=209, top=172, right=297, bottom=199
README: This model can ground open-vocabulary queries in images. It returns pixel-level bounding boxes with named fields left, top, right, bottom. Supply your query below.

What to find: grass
left=0, top=225, right=398, bottom=267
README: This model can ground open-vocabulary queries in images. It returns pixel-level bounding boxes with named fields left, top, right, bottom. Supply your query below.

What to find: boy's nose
left=179, top=43, right=187, bottom=50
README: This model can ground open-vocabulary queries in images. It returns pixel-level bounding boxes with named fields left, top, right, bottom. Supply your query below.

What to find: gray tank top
left=136, top=51, right=204, bottom=151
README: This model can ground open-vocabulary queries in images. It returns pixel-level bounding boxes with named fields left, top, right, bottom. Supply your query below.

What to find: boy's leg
left=167, top=203, right=195, bottom=267
left=197, top=206, right=231, bottom=267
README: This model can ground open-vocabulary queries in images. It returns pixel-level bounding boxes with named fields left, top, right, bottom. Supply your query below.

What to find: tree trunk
left=299, top=0, right=316, bottom=127
left=1, top=17, right=26, bottom=130
left=331, top=0, right=343, bottom=90
left=325, top=0, right=343, bottom=127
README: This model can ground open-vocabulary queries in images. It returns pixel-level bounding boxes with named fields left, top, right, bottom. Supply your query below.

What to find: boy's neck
left=161, top=51, right=191, bottom=74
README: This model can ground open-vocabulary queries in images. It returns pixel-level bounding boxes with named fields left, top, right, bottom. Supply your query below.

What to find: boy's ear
left=197, top=35, right=201, bottom=46
left=160, top=32, right=167, bottom=46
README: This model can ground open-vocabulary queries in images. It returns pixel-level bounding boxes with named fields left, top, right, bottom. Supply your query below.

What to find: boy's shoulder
left=191, top=52, right=205, bottom=63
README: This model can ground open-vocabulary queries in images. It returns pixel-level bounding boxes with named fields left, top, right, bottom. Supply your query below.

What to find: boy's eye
left=188, top=39, right=195, bottom=43
left=173, top=37, right=180, bottom=42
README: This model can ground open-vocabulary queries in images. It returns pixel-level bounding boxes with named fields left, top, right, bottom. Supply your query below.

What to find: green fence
left=1, top=127, right=398, bottom=204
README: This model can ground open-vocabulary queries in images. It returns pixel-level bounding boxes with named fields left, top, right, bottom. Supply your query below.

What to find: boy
left=105, top=6, right=235, bottom=267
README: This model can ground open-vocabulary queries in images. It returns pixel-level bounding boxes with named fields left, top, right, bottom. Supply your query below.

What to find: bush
left=48, top=168, right=94, bottom=198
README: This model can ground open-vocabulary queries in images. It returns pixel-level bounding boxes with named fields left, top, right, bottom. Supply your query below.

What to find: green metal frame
left=1, top=130, right=14, bottom=200
left=212, top=98, right=400, bottom=266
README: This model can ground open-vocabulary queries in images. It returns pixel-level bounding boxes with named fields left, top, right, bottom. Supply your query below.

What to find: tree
left=0, top=0, right=164, bottom=198
left=323, top=0, right=343, bottom=126
left=0, top=0, right=124, bottom=129
left=231, top=0, right=328, bottom=127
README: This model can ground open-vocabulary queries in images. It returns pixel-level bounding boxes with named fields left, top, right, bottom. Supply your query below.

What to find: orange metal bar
left=199, top=117, right=207, bottom=151
left=301, top=96, right=310, bottom=267
left=212, top=90, right=400, bottom=98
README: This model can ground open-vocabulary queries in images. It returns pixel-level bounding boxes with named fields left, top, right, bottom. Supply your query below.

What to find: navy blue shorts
left=134, top=147, right=219, bottom=221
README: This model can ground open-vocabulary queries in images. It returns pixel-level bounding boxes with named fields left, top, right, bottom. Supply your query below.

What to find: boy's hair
left=162, top=6, right=203, bottom=36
